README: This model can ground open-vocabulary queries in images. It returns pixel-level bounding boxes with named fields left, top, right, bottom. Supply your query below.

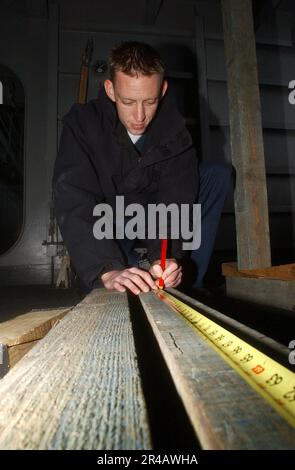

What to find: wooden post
left=221, top=0, right=271, bottom=269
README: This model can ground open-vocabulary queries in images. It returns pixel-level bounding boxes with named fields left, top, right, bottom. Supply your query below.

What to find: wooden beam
left=221, top=0, right=272, bottom=270
left=0, top=289, right=151, bottom=449
left=222, top=261, right=295, bottom=281
left=223, top=262, right=295, bottom=310
left=0, top=308, right=69, bottom=377
left=226, top=276, right=295, bottom=311
left=0, top=308, right=69, bottom=346
left=8, top=340, right=39, bottom=368
left=139, top=291, right=295, bottom=449
left=168, top=288, right=291, bottom=362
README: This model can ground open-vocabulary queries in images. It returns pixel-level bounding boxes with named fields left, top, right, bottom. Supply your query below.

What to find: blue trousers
left=118, top=161, right=233, bottom=288
left=190, top=161, right=232, bottom=287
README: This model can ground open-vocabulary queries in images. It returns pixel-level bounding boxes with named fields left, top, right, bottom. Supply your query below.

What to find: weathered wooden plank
left=168, top=288, right=291, bottom=362
left=222, top=262, right=295, bottom=281
left=221, top=0, right=271, bottom=269
left=226, top=276, right=295, bottom=311
left=0, top=289, right=151, bottom=450
left=8, top=340, right=39, bottom=368
left=139, top=291, right=295, bottom=449
left=0, top=308, right=70, bottom=346
left=0, top=308, right=70, bottom=377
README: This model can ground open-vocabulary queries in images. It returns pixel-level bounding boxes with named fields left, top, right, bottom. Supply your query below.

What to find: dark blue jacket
left=53, top=88, right=199, bottom=291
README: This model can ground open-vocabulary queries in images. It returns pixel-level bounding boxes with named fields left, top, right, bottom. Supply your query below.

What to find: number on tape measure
left=158, top=291, right=295, bottom=428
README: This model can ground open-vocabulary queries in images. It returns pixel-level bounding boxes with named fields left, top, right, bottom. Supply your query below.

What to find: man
left=53, top=41, right=231, bottom=295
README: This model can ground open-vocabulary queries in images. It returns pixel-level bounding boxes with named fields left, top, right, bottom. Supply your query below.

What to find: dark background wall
left=0, top=0, right=294, bottom=285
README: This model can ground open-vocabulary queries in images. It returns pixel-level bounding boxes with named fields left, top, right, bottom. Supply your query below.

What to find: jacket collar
left=97, top=87, right=193, bottom=165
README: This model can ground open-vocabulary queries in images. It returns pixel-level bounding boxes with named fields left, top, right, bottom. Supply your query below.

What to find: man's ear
left=104, top=79, right=116, bottom=102
left=161, top=79, right=168, bottom=98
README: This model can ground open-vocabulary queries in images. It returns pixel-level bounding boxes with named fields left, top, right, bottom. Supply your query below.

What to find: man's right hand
left=101, top=267, right=157, bottom=295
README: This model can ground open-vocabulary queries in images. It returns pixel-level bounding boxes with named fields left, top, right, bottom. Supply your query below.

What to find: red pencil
left=158, top=239, right=167, bottom=289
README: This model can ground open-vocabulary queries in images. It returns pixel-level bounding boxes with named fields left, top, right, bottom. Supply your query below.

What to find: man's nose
left=134, top=104, right=145, bottom=122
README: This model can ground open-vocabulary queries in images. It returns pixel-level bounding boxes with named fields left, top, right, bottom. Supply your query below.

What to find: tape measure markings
left=157, top=290, right=295, bottom=428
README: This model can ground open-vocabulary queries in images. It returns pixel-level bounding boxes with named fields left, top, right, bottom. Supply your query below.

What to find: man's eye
left=123, top=102, right=133, bottom=106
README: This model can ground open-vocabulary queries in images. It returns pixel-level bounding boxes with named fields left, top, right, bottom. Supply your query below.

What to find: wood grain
left=0, top=308, right=70, bottom=376
left=0, top=289, right=151, bottom=450
left=8, top=340, right=39, bottom=368
left=226, top=276, right=295, bottom=312
left=222, top=262, right=295, bottom=281
left=139, top=291, right=295, bottom=450
left=0, top=308, right=70, bottom=346
left=221, top=0, right=271, bottom=269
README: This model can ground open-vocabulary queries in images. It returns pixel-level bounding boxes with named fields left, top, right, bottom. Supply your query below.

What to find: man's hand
left=101, top=267, right=157, bottom=295
left=149, top=258, right=182, bottom=289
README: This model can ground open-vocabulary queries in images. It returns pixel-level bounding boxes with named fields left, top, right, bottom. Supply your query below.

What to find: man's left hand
left=149, top=258, right=182, bottom=289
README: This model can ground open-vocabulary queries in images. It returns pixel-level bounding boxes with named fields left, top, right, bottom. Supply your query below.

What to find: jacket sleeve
left=53, top=106, right=126, bottom=290
left=145, top=148, right=199, bottom=264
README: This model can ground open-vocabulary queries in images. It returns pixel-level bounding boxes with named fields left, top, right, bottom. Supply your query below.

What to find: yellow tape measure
left=157, top=290, right=295, bottom=428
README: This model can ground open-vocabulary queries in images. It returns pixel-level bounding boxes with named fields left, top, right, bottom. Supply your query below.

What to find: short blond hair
left=109, top=41, right=165, bottom=82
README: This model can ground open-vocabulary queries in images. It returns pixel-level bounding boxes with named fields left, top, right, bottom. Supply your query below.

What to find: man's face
left=104, top=71, right=168, bottom=135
